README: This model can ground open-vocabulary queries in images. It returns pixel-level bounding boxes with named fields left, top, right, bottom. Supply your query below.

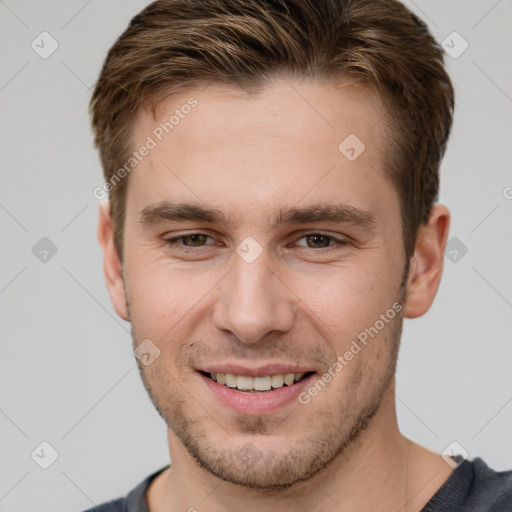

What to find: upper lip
left=198, top=363, right=315, bottom=377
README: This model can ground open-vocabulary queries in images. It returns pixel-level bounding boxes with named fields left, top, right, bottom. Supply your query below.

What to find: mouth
left=199, top=370, right=315, bottom=393
left=197, top=364, right=319, bottom=414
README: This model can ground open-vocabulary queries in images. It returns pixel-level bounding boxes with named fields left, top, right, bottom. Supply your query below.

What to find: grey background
left=0, top=1, right=511, bottom=510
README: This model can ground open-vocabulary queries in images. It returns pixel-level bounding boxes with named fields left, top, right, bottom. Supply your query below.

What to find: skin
left=98, top=78, right=452, bottom=512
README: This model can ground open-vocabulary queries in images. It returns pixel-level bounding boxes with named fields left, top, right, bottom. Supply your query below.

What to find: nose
left=212, top=250, right=295, bottom=344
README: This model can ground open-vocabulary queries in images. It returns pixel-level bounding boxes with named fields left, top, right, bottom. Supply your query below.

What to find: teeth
left=208, top=372, right=309, bottom=391
left=271, top=374, right=284, bottom=388
left=236, top=375, right=253, bottom=390
left=284, top=373, right=295, bottom=386
left=225, top=373, right=237, bottom=388
left=253, top=376, right=272, bottom=391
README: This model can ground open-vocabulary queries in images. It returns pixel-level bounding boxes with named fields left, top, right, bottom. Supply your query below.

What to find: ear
left=97, top=201, right=129, bottom=321
left=403, top=204, right=450, bottom=319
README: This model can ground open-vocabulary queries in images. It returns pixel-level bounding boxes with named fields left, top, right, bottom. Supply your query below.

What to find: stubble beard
left=127, top=275, right=407, bottom=492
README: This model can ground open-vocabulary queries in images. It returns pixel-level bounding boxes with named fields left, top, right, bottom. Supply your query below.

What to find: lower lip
left=199, top=372, right=315, bottom=415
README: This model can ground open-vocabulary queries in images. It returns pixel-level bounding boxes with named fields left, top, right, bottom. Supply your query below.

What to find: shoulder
left=467, top=458, right=512, bottom=511
left=422, top=457, right=512, bottom=512
left=81, top=466, right=170, bottom=512
left=82, top=497, right=127, bottom=512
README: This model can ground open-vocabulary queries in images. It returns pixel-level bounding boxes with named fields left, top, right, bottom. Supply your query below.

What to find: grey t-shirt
left=84, top=457, right=512, bottom=511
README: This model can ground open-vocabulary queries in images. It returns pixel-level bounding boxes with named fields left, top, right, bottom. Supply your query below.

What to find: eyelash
left=164, top=232, right=348, bottom=252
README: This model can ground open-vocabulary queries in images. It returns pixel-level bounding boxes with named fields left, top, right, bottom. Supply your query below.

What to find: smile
left=202, top=371, right=313, bottom=392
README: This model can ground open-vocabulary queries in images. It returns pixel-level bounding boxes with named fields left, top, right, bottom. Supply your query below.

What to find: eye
left=165, top=233, right=215, bottom=248
left=294, top=233, right=346, bottom=249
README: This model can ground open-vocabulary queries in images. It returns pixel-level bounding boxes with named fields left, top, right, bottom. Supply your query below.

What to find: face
left=116, top=79, right=410, bottom=489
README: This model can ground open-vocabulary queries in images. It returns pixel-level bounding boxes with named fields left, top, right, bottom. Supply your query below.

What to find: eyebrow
left=138, top=200, right=376, bottom=230
left=275, top=204, right=376, bottom=228
left=138, top=201, right=229, bottom=226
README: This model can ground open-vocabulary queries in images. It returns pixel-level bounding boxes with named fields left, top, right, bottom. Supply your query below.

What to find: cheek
left=127, top=254, right=203, bottom=315
left=290, top=258, right=399, bottom=340
left=125, top=256, right=222, bottom=361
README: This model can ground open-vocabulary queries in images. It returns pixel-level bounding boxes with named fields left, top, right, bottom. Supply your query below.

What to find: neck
left=148, top=382, right=453, bottom=512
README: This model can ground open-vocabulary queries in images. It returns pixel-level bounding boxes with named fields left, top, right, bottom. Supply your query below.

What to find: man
left=87, top=0, right=512, bottom=510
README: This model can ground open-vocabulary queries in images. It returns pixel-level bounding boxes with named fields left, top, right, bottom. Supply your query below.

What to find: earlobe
left=97, top=201, right=129, bottom=321
left=402, top=205, right=450, bottom=319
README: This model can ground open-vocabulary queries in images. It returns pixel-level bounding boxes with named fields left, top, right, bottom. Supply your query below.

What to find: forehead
left=126, top=79, right=396, bottom=225
left=138, top=79, right=385, bottom=154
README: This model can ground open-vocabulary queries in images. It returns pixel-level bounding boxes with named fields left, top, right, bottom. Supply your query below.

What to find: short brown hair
left=90, top=0, right=454, bottom=263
